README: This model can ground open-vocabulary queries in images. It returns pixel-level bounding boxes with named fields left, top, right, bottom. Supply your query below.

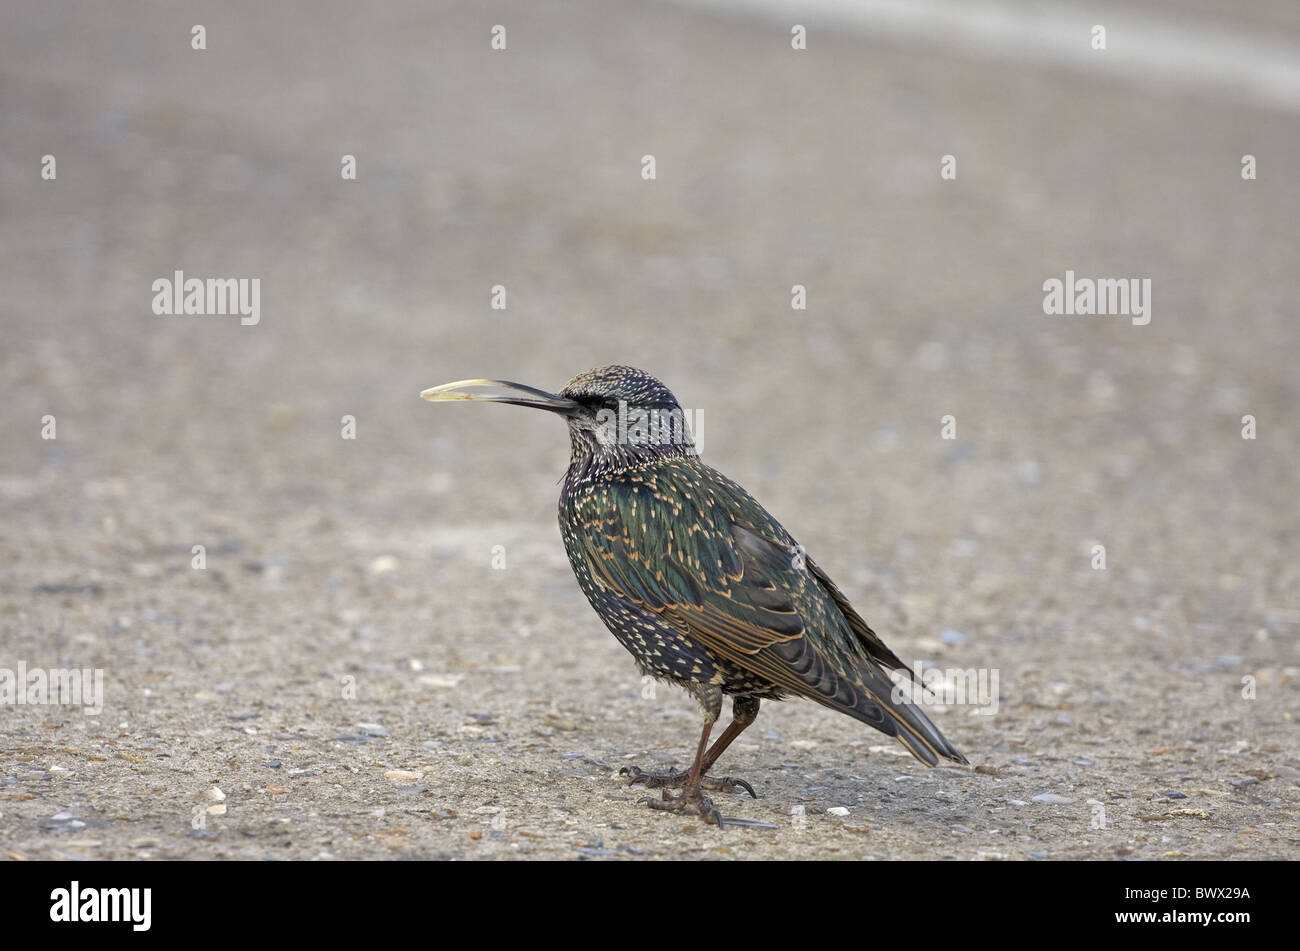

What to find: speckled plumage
left=554, top=367, right=965, bottom=767
left=424, top=365, right=966, bottom=823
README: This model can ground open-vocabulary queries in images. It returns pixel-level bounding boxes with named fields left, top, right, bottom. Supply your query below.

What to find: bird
left=422, top=365, right=967, bottom=825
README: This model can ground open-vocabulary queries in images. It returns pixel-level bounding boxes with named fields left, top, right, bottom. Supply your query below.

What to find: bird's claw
left=702, top=775, right=757, bottom=799
left=620, top=765, right=682, bottom=789
left=638, top=788, right=726, bottom=827
left=620, top=765, right=756, bottom=798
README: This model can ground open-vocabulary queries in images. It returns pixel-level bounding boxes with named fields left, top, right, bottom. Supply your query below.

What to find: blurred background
left=1, top=1, right=1296, bottom=859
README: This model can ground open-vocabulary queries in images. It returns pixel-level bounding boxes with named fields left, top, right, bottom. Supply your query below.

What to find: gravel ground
left=1, top=0, right=1297, bottom=861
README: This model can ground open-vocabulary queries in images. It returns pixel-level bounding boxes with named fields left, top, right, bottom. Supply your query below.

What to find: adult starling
left=422, top=366, right=967, bottom=825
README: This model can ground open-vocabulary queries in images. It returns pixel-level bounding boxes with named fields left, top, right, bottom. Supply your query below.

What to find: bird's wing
left=573, top=459, right=965, bottom=765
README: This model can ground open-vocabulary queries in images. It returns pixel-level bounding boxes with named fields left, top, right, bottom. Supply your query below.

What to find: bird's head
left=421, top=365, right=696, bottom=468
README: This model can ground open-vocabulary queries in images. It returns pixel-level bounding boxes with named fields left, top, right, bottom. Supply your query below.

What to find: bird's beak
left=420, top=378, right=581, bottom=415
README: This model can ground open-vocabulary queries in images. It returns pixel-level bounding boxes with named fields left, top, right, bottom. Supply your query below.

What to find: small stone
left=265, top=783, right=292, bottom=795
left=1164, top=790, right=1188, bottom=799
left=384, top=769, right=423, bottom=782
left=1031, top=794, right=1074, bottom=805
left=1028, top=851, right=1048, bottom=860
left=468, top=829, right=482, bottom=840
left=419, top=674, right=462, bottom=689
left=1073, top=758, right=1094, bottom=766
left=206, top=804, right=226, bottom=816
left=356, top=723, right=389, bottom=737
left=827, top=806, right=850, bottom=817
left=201, top=787, right=226, bottom=801
left=369, top=555, right=400, bottom=574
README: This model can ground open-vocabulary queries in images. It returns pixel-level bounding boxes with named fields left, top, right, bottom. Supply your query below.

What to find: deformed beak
left=420, top=378, right=581, bottom=415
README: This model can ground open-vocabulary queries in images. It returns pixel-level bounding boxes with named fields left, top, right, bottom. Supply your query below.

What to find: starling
left=422, top=366, right=967, bottom=825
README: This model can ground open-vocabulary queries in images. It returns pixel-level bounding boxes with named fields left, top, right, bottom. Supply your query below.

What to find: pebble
left=827, top=807, right=850, bottom=817
left=1028, top=851, right=1049, bottom=860
left=1164, top=790, right=1188, bottom=799
left=356, top=723, right=389, bottom=737
left=201, top=787, right=225, bottom=801
left=419, top=674, right=462, bottom=688
left=206, top=804, right=227, bottom=816
left=384, top=769, right=422, bottom=782
left=1073, top=758, right=1094, bottom=766
left=1031, top=794, right=1074, bottom=805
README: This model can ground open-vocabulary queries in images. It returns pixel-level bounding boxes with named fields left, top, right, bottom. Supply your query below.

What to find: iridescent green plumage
left=423, top=365, right=967, bottom=825
left=565, top=453, right=966, bottom=767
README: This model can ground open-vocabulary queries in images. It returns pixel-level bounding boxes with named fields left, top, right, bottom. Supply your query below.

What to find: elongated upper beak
left=420, top=378, right=581, bottom=415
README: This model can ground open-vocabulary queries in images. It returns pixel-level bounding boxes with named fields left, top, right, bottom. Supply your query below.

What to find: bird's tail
left=850, top=664, right=969, bottom=766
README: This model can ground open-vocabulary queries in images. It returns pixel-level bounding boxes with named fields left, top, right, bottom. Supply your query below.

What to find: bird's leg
left=638, top=715, right=727, bottom=825
left=694, top=695, right=760, bottom=795
left=622, top=695, right=759, bottom=796
left=623, top=689, right=761, bottom=825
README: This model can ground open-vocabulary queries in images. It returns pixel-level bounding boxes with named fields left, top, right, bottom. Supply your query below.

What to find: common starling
left=422, top=366, right=967, bottom=825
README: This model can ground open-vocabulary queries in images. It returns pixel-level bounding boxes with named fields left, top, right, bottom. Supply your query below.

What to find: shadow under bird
left=422, top=366, right=967, bottom=826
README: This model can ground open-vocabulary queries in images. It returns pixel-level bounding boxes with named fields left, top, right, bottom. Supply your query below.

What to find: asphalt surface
left=1, top=0, right=1297, bottom=860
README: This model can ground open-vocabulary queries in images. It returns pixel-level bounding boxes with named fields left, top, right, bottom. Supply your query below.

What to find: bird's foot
left=638, top=786, right=727, bottom=827
left=619, top=765, right=756, bottom=798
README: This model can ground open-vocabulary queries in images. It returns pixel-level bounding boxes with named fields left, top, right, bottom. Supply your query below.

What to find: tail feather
left=847, top=665, right=969, bottom=766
